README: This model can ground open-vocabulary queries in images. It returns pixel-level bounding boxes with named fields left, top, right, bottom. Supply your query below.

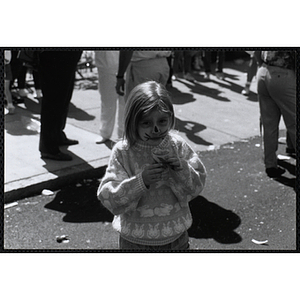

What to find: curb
left=4, top=161, right=108, bottom=204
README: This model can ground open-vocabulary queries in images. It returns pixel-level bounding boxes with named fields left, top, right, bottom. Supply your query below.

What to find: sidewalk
left=4, top=59, right=286, bottom=203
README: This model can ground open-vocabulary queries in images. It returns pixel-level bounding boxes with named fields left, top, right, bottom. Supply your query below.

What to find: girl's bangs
left=141, top=97, right=173, bottom=117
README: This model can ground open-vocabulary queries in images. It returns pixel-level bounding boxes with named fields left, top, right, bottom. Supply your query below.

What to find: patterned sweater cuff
left=136, top=172, right=148, bottom=193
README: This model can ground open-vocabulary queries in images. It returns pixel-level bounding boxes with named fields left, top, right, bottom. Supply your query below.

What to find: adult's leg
left=202, top=51, right=211, bottom=73
left=17, top=66, right=27, bottom=89
left=5, top=79, right=15, bottom=114
left=38, top=51, right=81, bottom=154
left=242, top=54, right=258, bottom=95
left=166, top=54, right=173, bottom=85
left=183, top=51, right=195, bottom=81
left=58, top=51, right=82, bottom=143
left=98, top=70, right=118, bottom=140
left=183, top=51, right=192, bottom=74
left=172, top=51, right=183, bottom=75
left=286, top=131, right=295, bottom=154
left=10, top=51, right=23, bottom=88
left=215, top=51, right=224, bottom=73
left=247, top=55, right=258, bottom=83
left=257, top=66, right=281, bottom=169
left=266, top=67, right=296, bottom=150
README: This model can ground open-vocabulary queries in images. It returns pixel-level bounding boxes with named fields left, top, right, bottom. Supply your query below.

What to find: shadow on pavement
left=175, top=117, right=212, bottom=146
left=68, top=102, right=96, bottom=121
left=41, top=148, right=97, bottom=177
left=5, top=110, right=41, bottom=136
left=188, top=196, right=242, bottom=244
left=179, top=78, right=231, bottom=102
left=175, top=60, right=258, bottom=103
left=274, top=176, right=296, bottom=191
left=275, top=160, right=296, bottom=191
left=23, top=96, right=42, bottom=114
left=167, top=85, right=196, bottom=105
left=44, top=178, right=113, bottom=223
left=277, top=159, right=296, bottom=176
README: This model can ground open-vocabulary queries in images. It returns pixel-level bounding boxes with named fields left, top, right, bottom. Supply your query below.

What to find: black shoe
left=59, top=138, right=79, bottom=146
left=266, top=167, right=285, bottom=178
left=41, top=152, right=73, bottom=161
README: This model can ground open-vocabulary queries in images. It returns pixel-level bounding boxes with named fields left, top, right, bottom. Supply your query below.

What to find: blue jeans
left=257, top=64, right=296, bottom=168
left=119, top=231, right=190, bottom=250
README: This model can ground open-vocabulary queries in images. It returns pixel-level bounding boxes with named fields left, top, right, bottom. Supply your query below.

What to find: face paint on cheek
left=144, top=133, right=151, bottom=141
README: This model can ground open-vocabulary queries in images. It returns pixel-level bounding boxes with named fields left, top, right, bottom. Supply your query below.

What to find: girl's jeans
left=257, top=64, right=296, bottom=169
left=119, top=231, right=189, bottom=250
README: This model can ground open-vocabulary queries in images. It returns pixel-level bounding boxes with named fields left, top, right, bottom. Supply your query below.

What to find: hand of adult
left=116, top=77, right=125, bottom=96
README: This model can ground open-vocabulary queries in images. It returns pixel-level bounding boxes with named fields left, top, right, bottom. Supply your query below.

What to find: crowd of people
left=4, top=49, right=296, bottom=249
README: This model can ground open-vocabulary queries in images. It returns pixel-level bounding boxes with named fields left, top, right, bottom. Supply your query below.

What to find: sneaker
left=241, top=87, right=250, bottom=96
left=216, top=72, right=224, bottom=80
left=278, top=137, right=286, bottom=144
left=34, top=89, right=43, bottom=99
left=266, top=167, right=285, bottom=178
left=183, top=72, right=195, bottom=82
left=204, top=72, right=211, bottom=80
left=6, top=104, right=15, bottom=114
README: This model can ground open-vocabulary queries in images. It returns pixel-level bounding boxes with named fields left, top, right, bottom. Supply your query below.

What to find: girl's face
left=137, top=108, right=171, bottom=146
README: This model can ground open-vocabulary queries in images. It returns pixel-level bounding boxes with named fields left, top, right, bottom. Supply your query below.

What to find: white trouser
left=98, top=69, right=125, bottom=139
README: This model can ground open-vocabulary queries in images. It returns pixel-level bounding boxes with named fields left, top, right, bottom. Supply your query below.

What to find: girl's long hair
left=124, top=81, right=175, bottom=147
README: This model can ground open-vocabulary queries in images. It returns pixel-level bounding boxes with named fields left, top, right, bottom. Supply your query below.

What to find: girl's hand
left=142, top=163, right=164, bottom=188
left=165, top=156, right=183, bottom=171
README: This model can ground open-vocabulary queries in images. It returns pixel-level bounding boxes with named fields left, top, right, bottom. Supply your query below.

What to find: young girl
left=97, top=81, right=206, bottom=250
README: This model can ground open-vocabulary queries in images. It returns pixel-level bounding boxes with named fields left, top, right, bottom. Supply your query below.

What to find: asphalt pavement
left=3, top=55, right=297, bottom=250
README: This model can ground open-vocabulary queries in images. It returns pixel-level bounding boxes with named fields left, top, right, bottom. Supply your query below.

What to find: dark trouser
left=173, top=51, right=193, bottom=74
left=119, top=231, right=190, bottom=250
left=257, top=64, right=296, bottom=168
left=202, top=51, right=224, bottom=73
left=16, top=66, right=27, bottom=89
left=38, top=51, right=82, bottom=154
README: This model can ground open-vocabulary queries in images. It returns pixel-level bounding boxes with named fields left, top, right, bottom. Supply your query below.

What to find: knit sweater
left=97, top=132, right=206, bottom=245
